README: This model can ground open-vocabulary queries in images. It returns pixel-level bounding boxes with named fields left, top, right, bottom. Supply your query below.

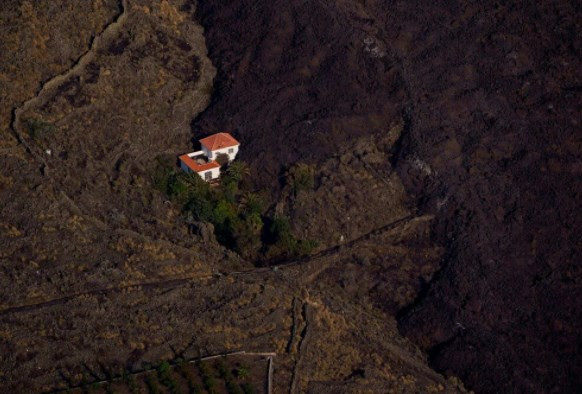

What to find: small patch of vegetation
left=104, top=382, right=114, bottom=394
left=236, top=365, right=249, bottom=380
left=264, top=215, right=318, bottom=260
left=198, top=361, right=217, bottom=394
left=241, top=382, right=256, bottom=394
left=145, top=373, right=161, bottom=394
left=215, top=152, right=231, bottom=166
left=157, top=361, right=179, bottom=394
left=178, top=360, right=203, bottom=394
left=123, top=372, right=139, bottom=394
left=216, top=359, right=243, bottom=394
left=25, top=118, right=55, bottom=141
left=286, top=163, right=315, bottom=196
left=152, top=157, right=317, bottom=263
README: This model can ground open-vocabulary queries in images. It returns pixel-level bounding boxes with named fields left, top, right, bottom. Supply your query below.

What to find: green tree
left=152, top=154, right=175, bottom=193
left=240, top=192, right=264, bottom=215
left=226, top=161, right=250, bottom=183
left=234, top=212, right=264, bottom=259
left=270, top=216, right=295, bottom=249
left=167, top=173, right=190, bottom=204
left=182, top=172, right=213, bottom=221
left=221, top=177, right=239, bottom=203
left=215, top=152, right=230, bottom=166
left=212, top=199, right=237, bottom=225
left=266, top=215, right=317, bottom=259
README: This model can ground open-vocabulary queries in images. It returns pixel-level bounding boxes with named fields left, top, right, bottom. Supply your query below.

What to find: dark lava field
left=1, top=0, right=580, bottom=393
left=196, top=1, right=581, bottom=392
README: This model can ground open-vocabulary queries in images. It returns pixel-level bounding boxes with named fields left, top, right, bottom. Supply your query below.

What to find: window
left=228, top=148, right=234, bottom=153
left=204, top=171, right=212, bottom=181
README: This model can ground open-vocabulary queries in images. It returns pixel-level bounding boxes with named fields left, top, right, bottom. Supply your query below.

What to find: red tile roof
left=199, top=132, right=240, bottom=151
left=179, top=154, right=221, bottom=173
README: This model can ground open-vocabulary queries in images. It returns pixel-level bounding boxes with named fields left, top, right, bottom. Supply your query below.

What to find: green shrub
left=286, top=163, right=315, bottom=195
left=241, top=192, right=264, bottom=215
left=203, top=375, right=217, bottom=394
left=146, top=374, right=161, bottom=394
left=265, top=215, right=317, bottom=259
left=212, top=199, right=237, bottom=225
left=198, top=361, right=217, bottom=394
left=226, top=161, right=250, bottom=183
left=241, top=382, right=256, bottom=394
left=236, top=366, right=249, bottom=379
left=233, top=212, right=263, bottom=260
left=269, top=216, right=295, bottom=249
left=296, top=239, right=318, bottom=256
left=124, top=373, right=139, bottom=394
left=215, top=359, right=231, bottom=379
left=215, top=152, right=230, bottom=166
left=185, top=195, right=214, bottom=222
left=197, top=360, right=211, bottom=376
left=152, top=155, right=175, bottom=193
left=226, top=381, right=244, bottom=394
left=216, top=359, right=243, bottom=394
left=157, top=361, right=170, bottom=374
left=167, top=173, right=190, bottom=203
left=157, top=361, right=179, bottom=394
left=178, top=361, right=202, bottom=394
left=26, top=118, right=55, bottom=140
left=169, top=171, right=212, bottom=208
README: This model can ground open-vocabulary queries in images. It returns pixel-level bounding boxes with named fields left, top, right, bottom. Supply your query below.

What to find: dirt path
left=0, top=214, right=416, bottom=317
left=271, top=213, right=416, bottom=268
left=10, top=0, right=129, bottom=176
left=0, top=275, right=211, bottom=316
left=288, top=302, right=313, bottom=394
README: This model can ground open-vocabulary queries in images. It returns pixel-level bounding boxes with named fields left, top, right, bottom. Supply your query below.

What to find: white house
left=179, top=132, right=240, bottom=181
left=199, top=132, right=240, bottom=161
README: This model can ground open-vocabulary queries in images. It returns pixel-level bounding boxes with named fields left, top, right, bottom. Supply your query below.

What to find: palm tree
left=236, top=366, right=249, bottom=380
left=239, top=192, right=263, bottom=214
left=226, top=161, right=250, bottom=182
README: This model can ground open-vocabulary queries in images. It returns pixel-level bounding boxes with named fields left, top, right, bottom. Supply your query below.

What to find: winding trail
left=0, top=275, right=212, bottom=316
left=0, top=214, right=417, bottom=317
left=289, top=302, right=314, bottom=394
left=10, top=0, right=130, bottom=176
left=251, top=213, right=417, bottom=271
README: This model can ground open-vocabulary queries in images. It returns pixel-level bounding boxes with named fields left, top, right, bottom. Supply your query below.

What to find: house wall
left=196, top=167, right=221, bottom=181
left=187, top=150, right=205, bottom=158
left=202, top=145, right=239, bottom=161
left=180, top=160, right=192, bottom=173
